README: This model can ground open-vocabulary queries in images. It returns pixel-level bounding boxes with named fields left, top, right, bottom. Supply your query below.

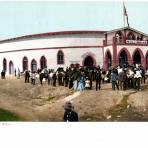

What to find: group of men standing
left=23, top=66, right=104, bottom=91
left=23, top=63, right=148, bottom=92
left=110, top=64, right=148, bottom=91
left=46, top=66, right=104, bottom=91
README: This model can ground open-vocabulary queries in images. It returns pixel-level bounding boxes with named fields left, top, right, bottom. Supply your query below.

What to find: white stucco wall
left=0, top=33, right=104, bottom=75
left=0, top=33, right=104, bottom=52
left=107, top=33, right=115, bottom=42
left=0, top=47, right=103, bottom=75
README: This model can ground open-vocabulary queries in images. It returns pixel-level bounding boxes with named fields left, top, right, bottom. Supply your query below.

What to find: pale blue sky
left=0, top=1, right=148, bottom=39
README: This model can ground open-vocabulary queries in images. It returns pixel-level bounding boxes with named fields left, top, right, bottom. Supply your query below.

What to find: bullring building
left=0, top=26, right=148, bottom=75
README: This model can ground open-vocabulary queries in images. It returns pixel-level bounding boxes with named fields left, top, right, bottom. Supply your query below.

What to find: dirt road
left=0, top=76, right=148, bottom=121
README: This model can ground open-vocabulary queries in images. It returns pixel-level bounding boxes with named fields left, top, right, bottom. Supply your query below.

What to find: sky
left=0, top=1, right=148, bottom=39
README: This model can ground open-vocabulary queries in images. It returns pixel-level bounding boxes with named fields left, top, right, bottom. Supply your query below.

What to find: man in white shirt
left=134, top=68, right=142, bottom=91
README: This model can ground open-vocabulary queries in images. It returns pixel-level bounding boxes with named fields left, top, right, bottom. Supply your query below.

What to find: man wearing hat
left=63, top=101, right=78, bottom=122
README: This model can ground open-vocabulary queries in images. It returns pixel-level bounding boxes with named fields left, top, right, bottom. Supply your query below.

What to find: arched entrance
left=105, top=51, right=112, bottom=69
left=119, top=50, right=128, bottom=66
left=40, top=56, right=47, bottom=69
left=83, top=56, right=94, bottom=67
left=23, top=57, right=28, bottom=71
left=133, top=50, right=141, bottom=64
left=9, top=61, right=13, bottom=74
left=31, top=59, right=37, bottom=72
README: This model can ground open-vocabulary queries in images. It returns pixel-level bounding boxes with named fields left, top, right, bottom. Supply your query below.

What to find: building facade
left=0, top=27, right=148, bottom=75
left=104, top=27, right=148, bottom=70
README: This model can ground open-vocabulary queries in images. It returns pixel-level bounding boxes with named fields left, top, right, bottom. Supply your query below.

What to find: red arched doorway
left=119, top=50, right=128, bottom=66
left=31, top=59, right=37, bottom=72
left=133, top=49, right=144, bottom=65
left=40, top=56, right=47, bottom=69
left=9, top=61, right=14, bottom=74
left=105, top=50, right=112, bottom=70
left=118, top=48, right=132, bottom=65
left=83, top=56, right=95, bottom=67
left=133, top=50, right=141, bottom=64
left=22, top=56, right=28, bottom=71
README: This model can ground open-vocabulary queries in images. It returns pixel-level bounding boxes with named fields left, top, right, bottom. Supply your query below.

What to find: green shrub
left=0, top=108, right=21, bottom=121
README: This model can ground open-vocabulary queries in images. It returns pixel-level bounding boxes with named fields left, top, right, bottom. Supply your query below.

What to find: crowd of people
left=24, top=66, right=104, bottom=91
left=23, top=63, right=148, bottom=92
left=1, top=63, right=148, bottom=92
left=110, top=64, right=148, bottom=91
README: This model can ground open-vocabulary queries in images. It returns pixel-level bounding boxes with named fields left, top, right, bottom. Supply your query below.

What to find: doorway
left=83, top=56, right=94, bottom=67
left=133, top=50, right=141, bottom=64
left=119, top=50, right=128, bottom=66
left=9, top=61, right=13, bottom=74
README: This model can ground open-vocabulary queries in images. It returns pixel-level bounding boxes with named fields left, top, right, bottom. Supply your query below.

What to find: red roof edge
left=0, top=30, right=107, bottom=43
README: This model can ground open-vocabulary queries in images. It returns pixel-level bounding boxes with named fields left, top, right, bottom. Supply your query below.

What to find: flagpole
left=123, top=2, right=130, bottom=28
left=123, top=1, right=125, bottom=28
left=123, top=1, right=126, bottom=44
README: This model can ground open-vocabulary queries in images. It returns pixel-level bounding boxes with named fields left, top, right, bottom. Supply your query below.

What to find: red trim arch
left=117, top=47, right=132, bottom=65
left=132, top=48, right=145, bottom=67
left=9, top=60, right=14, bottom=74
left=40, top=55, right=47, bottom=69
left=3, top=58, right=7, bottom=72
left=104, top=49, right=112, bottom=70
left=57, top=49, right=65, bottom=65
left=31, top=59, right=37, bottom=72
left=82, top=54, right=96, bottom=67
left=22, top=56, right=28, bottom=71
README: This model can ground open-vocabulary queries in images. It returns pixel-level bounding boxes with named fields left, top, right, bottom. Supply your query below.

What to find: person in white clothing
left=134, top=68, right=142, bottom=91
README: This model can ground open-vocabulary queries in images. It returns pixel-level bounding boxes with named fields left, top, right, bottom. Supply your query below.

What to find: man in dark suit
left=63, top=101, right=78, bottom=122
left=96, top=70, right=102, bottom=91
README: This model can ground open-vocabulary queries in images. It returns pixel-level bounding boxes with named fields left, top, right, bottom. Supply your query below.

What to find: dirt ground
left=0, top=75, right=148, bottom=121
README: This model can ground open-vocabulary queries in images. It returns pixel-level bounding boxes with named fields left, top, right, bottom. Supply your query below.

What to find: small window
left=57, top=50, right=64, bottom=64
left=127, top=32, right=135, bottom=40
left=115, top=31, right=123, bottom=43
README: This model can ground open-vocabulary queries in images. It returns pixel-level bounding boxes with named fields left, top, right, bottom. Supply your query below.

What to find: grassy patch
left=47, top=95, right=55, bottom=102
left=107, top=91, right=145, bottom=121
left=0, top=108, right=21, bottom=121
left=108, top=95, right=129, bottom=120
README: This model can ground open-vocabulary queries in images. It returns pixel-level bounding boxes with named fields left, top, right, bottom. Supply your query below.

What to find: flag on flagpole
left=123, top=3, right=130, bottom=27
